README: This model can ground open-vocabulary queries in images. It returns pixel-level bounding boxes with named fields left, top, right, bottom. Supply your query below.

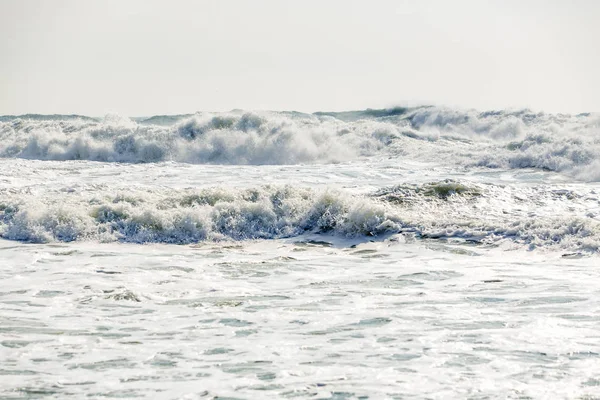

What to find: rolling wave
left=0, top=185, right=399, bottom=244
left=1, top=182, right=598, bottom=253
left=0, top=111, right=388, bottom=164
left=0, top=107, right=598, bottom=179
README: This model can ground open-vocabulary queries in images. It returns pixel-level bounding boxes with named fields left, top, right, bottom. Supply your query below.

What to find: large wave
left=0, top=111, right=389, bottom=164
left=1, top=182, right=599, bottom=253
left=0, top=185, right=399, bottom=244
left=397, top=108, right=600, bottom=178
left=1, top=107, right=599, bottom=179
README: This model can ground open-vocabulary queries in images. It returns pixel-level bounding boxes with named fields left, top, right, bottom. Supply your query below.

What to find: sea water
left=1, top=107, right=600, bottom=399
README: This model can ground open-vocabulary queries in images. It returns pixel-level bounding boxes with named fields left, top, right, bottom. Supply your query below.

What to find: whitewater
left=1, top=107, right=600, bottom=399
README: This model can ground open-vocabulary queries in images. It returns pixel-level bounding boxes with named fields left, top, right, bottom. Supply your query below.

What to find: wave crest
left=1, top=108, right=599, bottom=179
left=1, top=182, right=599, bottom=253
left=0, top=111, right=391, bottom=164
left=0, top=186, right=400, bottom=244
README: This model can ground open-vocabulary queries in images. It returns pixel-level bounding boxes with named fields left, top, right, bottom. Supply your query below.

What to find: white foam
left=1, top=107, right=599, bottom=179
left=0, top=186, right=401, bottom=244
left=0, top=111, right=389, bottom=165
left=1, top=182, right=599, bottom=253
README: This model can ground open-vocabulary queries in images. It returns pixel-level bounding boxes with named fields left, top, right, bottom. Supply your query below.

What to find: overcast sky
left=1, top=0, right=598, bottom=116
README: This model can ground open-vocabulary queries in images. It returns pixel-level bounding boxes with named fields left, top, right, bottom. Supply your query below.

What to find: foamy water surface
left=1, top=108, right=600, bottom=399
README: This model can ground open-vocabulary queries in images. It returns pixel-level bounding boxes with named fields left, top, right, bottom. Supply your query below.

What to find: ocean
left=1, top=107, right=599, bottom=399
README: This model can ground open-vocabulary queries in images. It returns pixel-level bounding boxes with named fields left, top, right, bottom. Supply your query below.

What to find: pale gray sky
left=1, top=0, right=598, bottom=115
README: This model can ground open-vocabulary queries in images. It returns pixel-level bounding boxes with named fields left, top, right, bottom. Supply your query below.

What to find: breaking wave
left=0, top=107, right=599, bottom=179
left=1, top=182, right=599, bottom=253
left=0, top=186, right=400, bottom=244
left=0, top=111, right=388, bottom=165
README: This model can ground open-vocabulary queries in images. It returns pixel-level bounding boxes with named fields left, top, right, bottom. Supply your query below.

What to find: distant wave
left=0, top=111, right=390, bottom=164
left=1, top=107, right=599, bottom=179
left=0, top=114, right=98, bottom=122
left=1, top=182, right=599, bottom=253
left=313, top=106, right=414, bottom=121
